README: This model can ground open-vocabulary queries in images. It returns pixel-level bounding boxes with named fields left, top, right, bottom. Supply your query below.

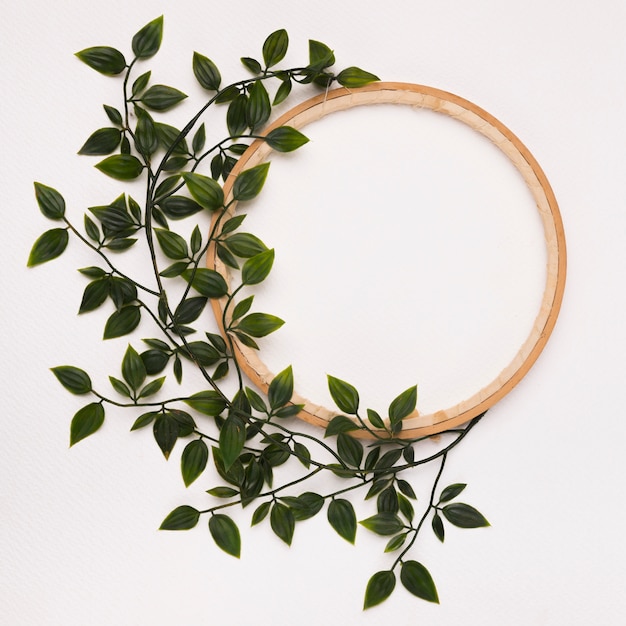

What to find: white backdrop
left=2, top=1, right=626, bottom=624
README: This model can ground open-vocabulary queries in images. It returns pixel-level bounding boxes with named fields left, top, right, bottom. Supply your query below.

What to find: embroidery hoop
left=208, top=82, right=566, bottom=439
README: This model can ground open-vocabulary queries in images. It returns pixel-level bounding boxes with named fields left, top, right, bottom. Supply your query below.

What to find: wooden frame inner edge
left=208, top=82, right=567, bottom=439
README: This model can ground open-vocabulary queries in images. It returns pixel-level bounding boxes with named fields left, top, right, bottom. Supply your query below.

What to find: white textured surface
left=2, top=2, right=626, bottom=625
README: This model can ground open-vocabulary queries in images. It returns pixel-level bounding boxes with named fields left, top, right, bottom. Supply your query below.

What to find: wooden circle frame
left=208, top=82, right=566, bottom=439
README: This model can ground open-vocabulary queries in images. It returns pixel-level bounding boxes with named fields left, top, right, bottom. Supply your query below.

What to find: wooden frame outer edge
left=208, top=82, right=567, bottom=439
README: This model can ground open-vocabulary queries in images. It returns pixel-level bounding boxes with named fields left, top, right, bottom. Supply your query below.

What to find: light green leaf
left=268, top=365, right=293, bottom=409
left=241, top=248, right=274, bottom=285
left=235, top=312, right=284, bottom=338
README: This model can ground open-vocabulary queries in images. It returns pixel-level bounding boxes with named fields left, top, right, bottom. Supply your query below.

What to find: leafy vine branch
left=28, top=16, right=489, bottom=610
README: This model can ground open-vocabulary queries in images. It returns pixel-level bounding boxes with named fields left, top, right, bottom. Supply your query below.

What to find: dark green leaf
left=251, top=501, right=271, bottom=525
left=442, top=503, right=490, bottom=528
left=182, top=268, right=228, bottom=298
left=375, top=448, right=402, bottom=471
left=103, top=104, right=123, bottom=126
left=169, top=409, right=195, bottom=437
left=121, top=344, right=146, bottom=390
left=209, top=514, right=241, bottom=557
left=78, top=127, right=121, bottom=155
left=207, top=486, right=238, bottom=498
left=246, top=81, right=270, bottom=131
left=245, top=387, right=267, bottom=413
left=377, top=486, right=399, bottom=514
left=159, top=196, right=203, bottom=220
left=184, top=390, right=227, bottom=416
left=240, top=56, right=262, bottom=74
left=130, top=411, right=158, bottom=431
left=236, top=312, right=284, bottom=338
left=141, top=85, right=187, bottom=111
left=359, top=513, right=404, bottom=536
left=103, top=305, right=141, bottom=340
left=135, top=109, right=157, bottom=155
left=34, top=182, right=65, bottom=219
left=182, top=341, right=219, bottom=366
left=159, top=261, right=188, bottom=278
left=181, top=439, right=209, bottom=486
left=220, top=415, right=246, bottom=470
left=225, top=232, right=267, bottom=258
left=365, top=478, right=391, bottom=500
left=324, top=414, right=359, bottom=436
left=397, top=479, right=417, bottom=500
left=138, top=376, right=165, bottom=398
left=108, top=277, right=137, bottom=309
left=217, top=242, right=239, bottom=269
left=109, top=376, right=131, bottom=398
left=397, top=493, right=414, bottom=522
left=432, top=512, right=445, bottom=542
left=192, top=124, right=206, bottom=155
left=364, top=447, right=381, bottom=470
left=132, top=15, right=163, bottom=59
left=262, top=443, right=290, bottom=468
left=241, top=248, right=274, bottom=285
left=293, top=442, right=310, bottom=468
left=268, top=365, right=293, bottom=409
left=270, top=502, right=295, bottom=546
left=51, top=366, right=92, bottom=394
left=231, top=295, right=254, bottom=321
left=141, top=349, right=169, bottom=375
left=70, top=402, right=104, bottom=446
left=222, top=155, right=237, bottom=181
left=155, top=122, right=188, bottom=155
left=308, top=40, right=335, bottom=69
left=193, top=52, right=221, bottom=90
left=286, top=492, right=323, bottom=521
left=233, top=162, right=270, bottom=201
left=265, top=126, right=309, bottom=152
left=388, top=385, right=417, bottom=425
left=210, top=153, right=223, bottom=180
left=336, top=66, right=380, bottom=88
left=327, top=498, right=356, bottom=544
left=79, top=278, right=109, bottom=313
left=439, top=483, right=467, bottom=503
left=227, top=143, right=249, bottom=156
left=367, top=408, right=385, bottom=429
left=263, top=29, right=288, bottom=68
left=337, top=432, right=363, bottom=467
left=400, top=561, right=439, bottom=603
left=84, top=215, right=100, bottom=242
left=155, top=228, right=189, bottom=260
left=95, top=155, right=143, bottom=180
left=384, top=533, right=408, bottom=553
left=227, top=94, right=248, bottom=137
left=327, top=375, right=359, bottom=414
left=182, top=172, right=224, bottom=211
left=27, top=228, right=68, bottom=267
left=153, top=413, right=179, bottom=459
left=154, top=175, right=180, bottom=201
left=131, top=70, right=151, bottom=96
left=273, top=78, right=292, bottom=105
left=173, top=296, right=207, bottom=325
left=403, top=445, right=415, bottom=464
left=75, top=46, right=126, bottom=75
left=364, top=571, right=395, bottom=610
left=273, top=404, right=303, bottom=418
left=89, top=205, right=135, bottom=233
left=159, top=505, right=199, bottom=530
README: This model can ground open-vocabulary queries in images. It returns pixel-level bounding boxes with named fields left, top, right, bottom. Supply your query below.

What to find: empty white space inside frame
left=234, top=102, right=547, bottom=418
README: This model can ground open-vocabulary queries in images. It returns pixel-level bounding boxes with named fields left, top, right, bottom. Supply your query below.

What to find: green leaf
left=268, top=365, right=293, bottom=409
left=182, top=268, right=228, bottom=298
left=336, top=66, right=380, bottom=88
left=155, top=122, right=188, bottom=154
left=182, top=172, right=224, bottom=211
left=173, top=296, right=207, bottom=325
left=95, top=155, right=143, bottom=180
left=270, top=502, right=295, bottom=546
left=159, top=505, right=199, bottom=530
left=227, top=94, right=248, bottom=137
left=388, top=385, right=417, bottom=425
left=241, top=57, right=262, bottom=74
left=181, top=439, right=209, bottom=487
left=78, top=127, right=121, bottom=155
left=324, top=414, right=359, bottom=436
left=263, top=29, right=289, bottom=68
left=140, top=349, right=169, bottom=376
left=79, top=278, right=109, bottom=313
left=27, top=228, right=68, bottom=267
left=132, top=15, right=163, bottom=59
left=89, top=205, right=135, bottom=234
left=363, top=571, right=395, bottom=610
left=141, top=85, right=187, bottom=111
left=273, top=78, right=292, bottom=105
left=245, top=387, right=267, bottom=413
left=251, top=501, right=271, bottom=526
left=377, top=486, right=399, bottom=514
left=34, top=182, right=65, bottom=219
left=109, top=376, right=131, bottom=398
left=432, top=512, right=445, bottom=542
left=130, top=411, right=158, bottom=431
left=153, top=413, right=179, bottom=459
left=108, top=277, right=137, bottom=309
left=70, top=402, right=104, bottom=446
left=231, top=296, right=254, bottom=321
left=327, top=375, right=359, bottom=414
left=51, top=366, right=92, bottom=395
left=207, top=486, right=238, bottom=498
left=308, top=40, right=335, bottom=69
left=265, top=127, right=309, bottom=152
left=103, top=104, right=123, bottom=126
left=160, top=262, right=188, bottom=278
left=397, top=479, right=417, bottom=500
left=359, top=513, right=404, bottom=536
left=439, top=483, right=467, bottom=503
left=293, top=442, right=310, bottom=468
left=397, top=493, right=414, bottom=522
left=241, top=248, right=274, bottom=285
left=225, top=233, right=268, bottom=258
left=159, top=196, right=203, bottom=220
left=236, top=312, right=284, bottom=338
left=400, top=561, right=439, bottom=603
left=209, top=514, right=241, bottom=557
left=384, top=533, right=408, bottom=553
left=193, top=52, right=221, bottom=90
left=155, top=228, right=189, bottom=260
left=103, top=305, right=141, bottom=339
left=184, top=391, right=227, bottom=416
left=285, top=492, right=323, bottom=521
left=442, top=503, right=490, bottom=528
left=121, top=344, right=146, bottom=391
left=367, top=408, right=385, bottom=429
left=375, top=448, right=403, bottom=471
left=138, top=376, right=165, bottom=398
left=327, top=498, right=356, bottom=544
left=75, top=46, right=126, bottom=75
left=233, top=162, right=270, bottom=201
left=135, top=109, right=158, bottom=155
left=219, top=415, right=246, bottom=471
left=182, top=341, right=220, bottom=366
left=131, top=70, right=151, bottom=96
left=78, top=265, right=106, bottom=279
left=246, top=81, right=271, bottom=131
left=192, top=124, right=206, bottom=154
left=337, top=432, right=363, bottom=467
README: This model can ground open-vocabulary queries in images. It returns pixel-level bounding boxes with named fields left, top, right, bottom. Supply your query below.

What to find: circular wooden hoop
left=208, top=82, right=566, bottom=439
